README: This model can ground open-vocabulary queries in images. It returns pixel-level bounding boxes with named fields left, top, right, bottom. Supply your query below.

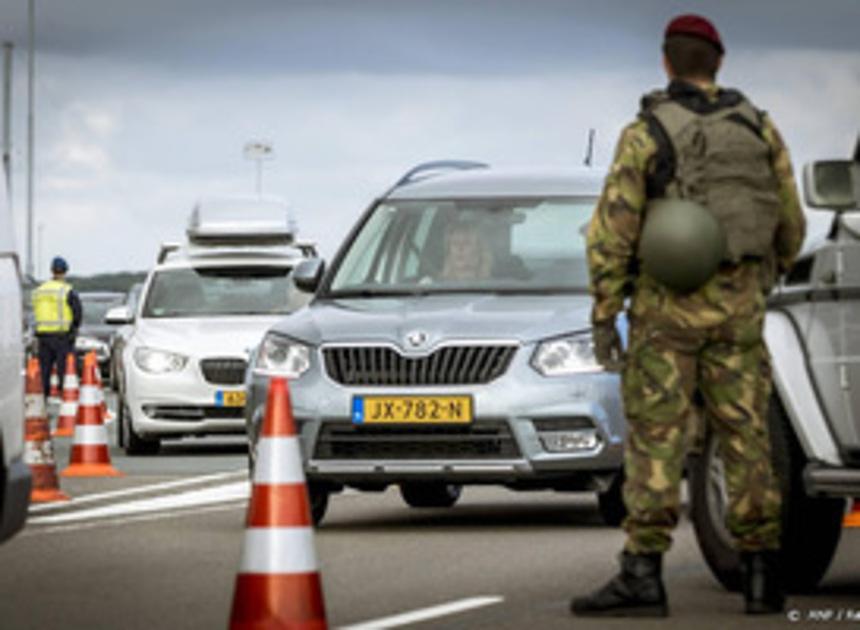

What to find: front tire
left=689, top=396, right=845, bottom=593
left=120, top=401, right=160, bottom=456
left=400, top=482, right=462, bottom=508
left=597, top=472, right=627, bottom=527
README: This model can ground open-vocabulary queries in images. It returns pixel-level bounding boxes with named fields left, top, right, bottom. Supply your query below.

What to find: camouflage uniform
left=587, top=82, right=805, bottom=554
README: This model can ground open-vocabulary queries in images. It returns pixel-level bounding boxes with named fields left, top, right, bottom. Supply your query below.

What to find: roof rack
left=392, top=160, right=489, bottom=189
left=186, top=197, right=295, bottom=247
left=157, top=242, right=182, bottom=264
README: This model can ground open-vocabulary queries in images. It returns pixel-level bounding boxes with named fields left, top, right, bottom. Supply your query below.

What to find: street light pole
left=243, top=140, right=274, bottom=199
left=2, top=42, right=12, bottom=205
left=26, top=0, right=35, bottom=279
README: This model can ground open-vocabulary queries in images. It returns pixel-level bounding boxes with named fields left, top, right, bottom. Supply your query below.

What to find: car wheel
left=308, top=482, right=329, bottom=526
left=122, top=402, right=160, bottom=456
left=399, top=482, right=462, bottom=508
left=689, top=395, right=845, bottom=593
left=597, top=471, right=627, bottom=527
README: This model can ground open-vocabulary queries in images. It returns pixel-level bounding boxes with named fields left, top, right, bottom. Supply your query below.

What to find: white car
left=0, top=171, right=30, bottom=541
left=110, top=197, right=314, bottom=454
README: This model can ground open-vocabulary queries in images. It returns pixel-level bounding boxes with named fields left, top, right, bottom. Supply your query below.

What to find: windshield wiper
left=325, top=288, right=430, bottom=299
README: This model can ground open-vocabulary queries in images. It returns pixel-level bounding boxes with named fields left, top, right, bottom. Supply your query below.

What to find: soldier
left=572, top=14, right=805, bottom=617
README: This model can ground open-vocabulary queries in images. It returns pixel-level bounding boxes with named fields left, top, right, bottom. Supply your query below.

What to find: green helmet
left=638, top=199, right=727, bottom=293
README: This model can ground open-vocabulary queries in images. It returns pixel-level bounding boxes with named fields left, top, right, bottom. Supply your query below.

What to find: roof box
left=187, top=196, right=295, bottom=246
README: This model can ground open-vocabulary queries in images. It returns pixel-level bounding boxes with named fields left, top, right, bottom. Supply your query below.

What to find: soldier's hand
left=592, top=319, right=624, bottom=372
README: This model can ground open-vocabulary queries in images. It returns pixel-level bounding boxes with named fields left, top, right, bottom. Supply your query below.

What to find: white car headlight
left=531, top=334, right=603, bottom=376
left=134, top=347, right=188, bottom=374
left=254, top=333, right=311, bottom=377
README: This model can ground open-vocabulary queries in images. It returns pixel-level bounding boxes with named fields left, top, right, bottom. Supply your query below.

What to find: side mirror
left=292, top=258, right=325, bottom=293
left=105, top=306, right=133, bottom=325
left=803, top=160, right=860, bottom=211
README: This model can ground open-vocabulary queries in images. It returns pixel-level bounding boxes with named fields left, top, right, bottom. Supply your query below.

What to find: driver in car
left=440, top=220, right=493, bottom=281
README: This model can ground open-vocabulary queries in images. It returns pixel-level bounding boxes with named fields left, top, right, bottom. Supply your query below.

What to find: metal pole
left=26, top=0, right=35, bottom=279
left=36, top=222, right=43, bottom=279
left=256, top=159, right=262, bottom=198
left=2, top=42, right=12, bottom=204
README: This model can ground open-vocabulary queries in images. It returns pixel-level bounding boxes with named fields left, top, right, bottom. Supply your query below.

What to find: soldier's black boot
left=570, top=552, right=668, bottom=617
left=741, top=551, right=785, bottom=614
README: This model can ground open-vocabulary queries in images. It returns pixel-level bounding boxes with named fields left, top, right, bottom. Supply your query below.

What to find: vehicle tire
left=121, top=402, right=160, bottom=456
left=116, top=395, right=126, bottom=448
left=689, top=395, right=845, bottom=593
left=597, top=472, right=627, bottom=527
left=399, top=482, right=462, bottom=508
left=306, top=482, right=330, bottom=526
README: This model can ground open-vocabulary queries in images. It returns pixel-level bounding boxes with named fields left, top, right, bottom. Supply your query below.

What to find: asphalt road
left=1, top=398, right=857, bottom=630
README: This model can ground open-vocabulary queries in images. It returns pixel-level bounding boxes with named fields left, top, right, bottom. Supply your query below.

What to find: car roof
left=153, top=251, right=302, bottom=271
left=78, top=291, right=125, bottom=301
left=386, top=167, right=604, bottom=200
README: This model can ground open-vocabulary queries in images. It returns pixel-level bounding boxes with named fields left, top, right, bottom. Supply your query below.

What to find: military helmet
left=638, top=199, right=726, bottom=293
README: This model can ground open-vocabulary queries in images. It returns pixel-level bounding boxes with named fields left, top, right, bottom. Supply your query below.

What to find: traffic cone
left=94, top=365, right=113, bottom=424
left=845, top=499, right=860, bottom=528
left=48, top=366, right=61, bottom=405
left=24, top=358, right=70, bottom=503
left=61, top=352, right=123, bottom=478
left=229, top=377, right=328, bottom=630
left=53, top=353, right=79, bottom=438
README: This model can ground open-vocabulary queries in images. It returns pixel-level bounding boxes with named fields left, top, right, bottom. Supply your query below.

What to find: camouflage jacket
left=587, top=81, right=806, bottom=328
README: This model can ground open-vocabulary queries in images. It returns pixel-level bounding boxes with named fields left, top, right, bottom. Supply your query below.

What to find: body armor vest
left=640, top=88, right=782, bottom=263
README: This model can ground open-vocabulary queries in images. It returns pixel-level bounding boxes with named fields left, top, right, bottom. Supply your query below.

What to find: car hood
left=133, top=316, right=283, bottom=358
left=271, top=293, right=595, bottom=348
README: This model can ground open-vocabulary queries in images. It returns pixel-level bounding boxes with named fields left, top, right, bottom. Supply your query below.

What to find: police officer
left=32, top=256, right=82, bottom=397
left=572, top=14, right=805, bottom=617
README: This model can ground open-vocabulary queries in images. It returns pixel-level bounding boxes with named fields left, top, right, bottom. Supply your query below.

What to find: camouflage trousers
left=620, top=309, right=782, bottom=554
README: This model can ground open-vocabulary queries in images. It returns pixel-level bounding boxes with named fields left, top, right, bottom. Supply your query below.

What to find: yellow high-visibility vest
left=32, top=279, right=74, bottom=334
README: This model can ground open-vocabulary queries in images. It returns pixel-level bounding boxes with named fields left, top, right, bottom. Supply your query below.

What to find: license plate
left=352, top=395, right=472, bottom=424
left=215, top=390, right=246, bottom=407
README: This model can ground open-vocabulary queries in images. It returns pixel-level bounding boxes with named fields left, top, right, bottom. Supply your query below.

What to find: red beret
left=665, top=14, right=724, bottom=55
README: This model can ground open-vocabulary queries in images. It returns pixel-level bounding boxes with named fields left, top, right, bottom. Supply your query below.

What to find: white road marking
left=339, top=596, right=505, bottom=630
left=29, top=481, right=249, bottom=525
left=28, top=469, right=247, bottom=513
left=21, top=501, right=246, bottom=537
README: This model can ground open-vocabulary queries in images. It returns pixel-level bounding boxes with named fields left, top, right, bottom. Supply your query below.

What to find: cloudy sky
left=0, top=0, right=858, bottom=276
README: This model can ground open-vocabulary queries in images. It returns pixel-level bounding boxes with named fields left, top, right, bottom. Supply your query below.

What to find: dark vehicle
left=76, top=291, right=125, bottom=380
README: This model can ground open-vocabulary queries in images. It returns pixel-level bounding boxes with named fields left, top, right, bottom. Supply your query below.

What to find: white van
left=0, top=174, right=30, bottom=543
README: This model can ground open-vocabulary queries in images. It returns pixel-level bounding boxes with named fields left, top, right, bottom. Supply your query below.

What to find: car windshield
left=142, top=266, right=292, bottom=318
left=326, top=196, right=596, bottom=296
left=81, top=296, right=124, bottom=325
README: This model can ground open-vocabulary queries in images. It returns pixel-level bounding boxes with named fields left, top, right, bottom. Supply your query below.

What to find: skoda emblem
left=405, top=330, right=429, bottom=349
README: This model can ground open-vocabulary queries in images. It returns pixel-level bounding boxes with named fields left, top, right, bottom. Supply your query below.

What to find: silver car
left=245, top=162, right=626, bottom=524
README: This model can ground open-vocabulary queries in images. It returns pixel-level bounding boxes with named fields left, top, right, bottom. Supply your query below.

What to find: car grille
left=200, top=358, right=247, bottom=385
left=322, top=344, right=517, bottom=386
left=313, top=421, right=520, bottom=460
left=142, top=405, right=244, bottom=421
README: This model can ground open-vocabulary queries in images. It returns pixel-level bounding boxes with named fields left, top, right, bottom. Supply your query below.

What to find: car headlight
left=254, top=333, right=311, bottom=377
left=531, top=334, right=603, bottom=376
left=133, top=347, right=188, bottom=374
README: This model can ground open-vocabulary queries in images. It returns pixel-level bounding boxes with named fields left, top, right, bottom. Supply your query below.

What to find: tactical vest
left=32, top=279, right=74, bottom=334
left=640, top=89, right=782, bottom=263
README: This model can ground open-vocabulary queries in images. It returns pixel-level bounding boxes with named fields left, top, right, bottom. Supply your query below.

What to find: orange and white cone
left=94, top=365, right=114, bottom=424
left=53, top=353, right=79, bottom=438
left=845, top=499, right=860, bottom=528
left=24, top=358, right=70, bottom=503
left=229, top=377, right=328, bottom=630
left=61, top=352, right=123, bottom=478
left=48, top=366, right=61, bottom=405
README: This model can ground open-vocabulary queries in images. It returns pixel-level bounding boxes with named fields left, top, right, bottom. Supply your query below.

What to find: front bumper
left=0, top=456, right=31, bottom=543
left=804, top=463, right=860, bottom=497
left=126, top=359, right=246, bottom=439
left=246, top=351, right=626, bottom=488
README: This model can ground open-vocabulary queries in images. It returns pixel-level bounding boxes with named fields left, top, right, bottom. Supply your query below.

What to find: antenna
left=584, top=128, right=596, bottom=167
